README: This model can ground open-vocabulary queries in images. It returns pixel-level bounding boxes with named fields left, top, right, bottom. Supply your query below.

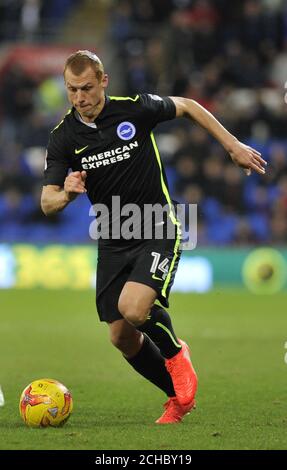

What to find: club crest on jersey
left=117, top=122, right=136, bottom=140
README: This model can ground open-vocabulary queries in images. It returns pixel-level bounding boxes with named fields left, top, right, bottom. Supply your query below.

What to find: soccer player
left=41, top=50, right=266, bottom=424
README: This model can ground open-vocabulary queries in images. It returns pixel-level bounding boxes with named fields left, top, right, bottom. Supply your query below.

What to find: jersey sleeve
left=43, top=129, right=70, bottom=187
left=137, top=94, right=176, bottom=127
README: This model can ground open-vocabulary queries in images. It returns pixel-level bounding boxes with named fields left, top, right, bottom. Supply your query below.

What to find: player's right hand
left=64, top=171, right=87, bottom=200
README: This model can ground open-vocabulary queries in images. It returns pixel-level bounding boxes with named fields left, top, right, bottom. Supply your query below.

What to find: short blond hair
left=64, top=50, right=104, bottom=81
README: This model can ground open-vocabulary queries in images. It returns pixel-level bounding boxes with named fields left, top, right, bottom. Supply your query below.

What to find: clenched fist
left=64, top=171, right=87, bottom=200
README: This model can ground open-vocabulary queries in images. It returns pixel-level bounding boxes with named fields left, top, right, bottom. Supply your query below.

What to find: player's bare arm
left=170, top=96, right=267, bottom=176
left=41, top=171, right=87, bottom=215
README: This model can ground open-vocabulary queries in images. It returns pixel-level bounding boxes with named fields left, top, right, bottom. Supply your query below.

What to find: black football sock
left=124, top=333, right=175, bottom=397
left=137, top=304, right=182, bottom=359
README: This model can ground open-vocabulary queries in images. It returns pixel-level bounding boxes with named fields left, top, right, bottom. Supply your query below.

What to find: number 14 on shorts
left=150, top=252, right=169, bottom=281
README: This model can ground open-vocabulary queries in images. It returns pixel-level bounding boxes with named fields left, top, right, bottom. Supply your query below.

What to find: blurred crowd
left=0, top=0, right=79, bottom=41
left=0, top=0, right=287, bottom=245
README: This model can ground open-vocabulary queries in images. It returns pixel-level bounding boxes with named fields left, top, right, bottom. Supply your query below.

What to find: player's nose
left=76, top=89, right=85, bottom=103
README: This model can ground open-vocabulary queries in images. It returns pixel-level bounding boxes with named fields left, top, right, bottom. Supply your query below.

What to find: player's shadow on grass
left=0, top=421, right=27, bottom=429
left=75, top=416, right=152, bottom=427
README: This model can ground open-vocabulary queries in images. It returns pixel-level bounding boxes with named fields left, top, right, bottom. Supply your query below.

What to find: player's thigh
left=118, top=281, right=157, bottom=322
left=127, top=238, right=182, bottom=309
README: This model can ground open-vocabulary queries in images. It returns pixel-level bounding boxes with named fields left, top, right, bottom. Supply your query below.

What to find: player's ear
left=102, top=74, right=109, bottom=88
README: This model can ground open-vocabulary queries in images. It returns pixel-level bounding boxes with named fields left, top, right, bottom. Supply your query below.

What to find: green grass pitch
left=0, top=288, right=286, bottom=450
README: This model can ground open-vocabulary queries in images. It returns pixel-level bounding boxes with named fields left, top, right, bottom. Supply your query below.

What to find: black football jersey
left=44, top=93, right=177, bottom=239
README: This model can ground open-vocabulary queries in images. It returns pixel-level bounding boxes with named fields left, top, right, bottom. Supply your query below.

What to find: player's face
left=65, top=66, right=108, bottom=122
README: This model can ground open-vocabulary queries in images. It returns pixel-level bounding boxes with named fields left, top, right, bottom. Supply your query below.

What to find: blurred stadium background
left=0, top=0, right=287, bottom=451
left=1, top=0, right=287, bottom=292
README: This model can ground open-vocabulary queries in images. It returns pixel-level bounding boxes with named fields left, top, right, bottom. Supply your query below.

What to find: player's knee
left=118, top=297, right=149, bottom=326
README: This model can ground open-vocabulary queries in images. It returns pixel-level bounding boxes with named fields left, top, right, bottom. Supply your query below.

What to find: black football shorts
left=96, top=237, right=182, bottom=323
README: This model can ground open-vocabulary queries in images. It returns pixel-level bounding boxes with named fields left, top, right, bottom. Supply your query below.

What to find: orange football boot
left=165, top=339, right=198, bottom=406
left=155, top=397, right=195, bottom=424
